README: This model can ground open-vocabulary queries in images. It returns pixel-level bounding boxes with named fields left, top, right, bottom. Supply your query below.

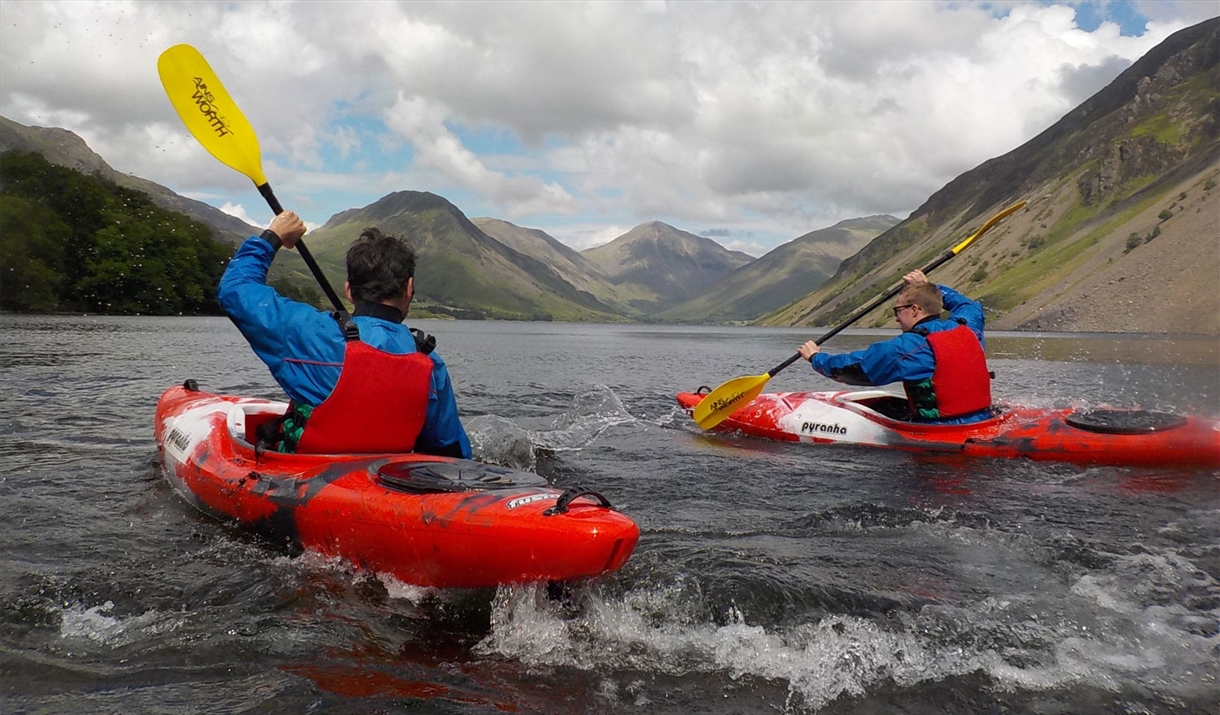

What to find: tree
left=1124, top=233, right=1143, bottom=253
left=0, top=195, right=69, bottom=311
left=1, top=150, right=231, bottom=314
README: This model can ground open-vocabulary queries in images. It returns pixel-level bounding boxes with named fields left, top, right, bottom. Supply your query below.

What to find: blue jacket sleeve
left=216, top=236, right=344, bottom=405
left=811, top=332, right=935, bottom=387
left=419, top=352, right=472, bottom=459
left=939, top=285, right=986, bottom=347
left=808, top=284, right=980, bottom=389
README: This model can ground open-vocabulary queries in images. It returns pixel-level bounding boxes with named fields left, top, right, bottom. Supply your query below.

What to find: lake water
left=2, top=315, right=1218, bottom=714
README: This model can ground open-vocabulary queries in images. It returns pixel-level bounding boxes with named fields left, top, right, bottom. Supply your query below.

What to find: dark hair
left=345, top=227, right=416, bottom=303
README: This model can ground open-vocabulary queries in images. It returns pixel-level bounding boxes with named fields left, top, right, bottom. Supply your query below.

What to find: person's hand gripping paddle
left=156, top=43, right=347, bottom=314
left=692, top=200, right=1027, bottom=430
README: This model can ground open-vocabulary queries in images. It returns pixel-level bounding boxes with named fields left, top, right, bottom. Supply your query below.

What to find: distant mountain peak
left=579, top=220, right=756, bottom=311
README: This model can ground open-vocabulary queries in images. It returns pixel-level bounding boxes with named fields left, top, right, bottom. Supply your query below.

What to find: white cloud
left=218, top=202, right=260, bottom=226
left=554, top=223, right=634, bottom=251
left=1, top=1, right=1214, bottom=253
left=724, top=239, right=769, bottom=258
left=384, top=92, right=577, bottom=216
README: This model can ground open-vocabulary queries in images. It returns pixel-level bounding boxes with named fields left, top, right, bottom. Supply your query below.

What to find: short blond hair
left=899, top=281, right=942, bottom=315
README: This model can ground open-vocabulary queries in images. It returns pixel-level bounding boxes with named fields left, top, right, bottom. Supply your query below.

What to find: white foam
left=376, top=572, right=438, bottom=604
left=58, top=600, right=182, bottom=647
left=472, top=554, right=1220, bottom=712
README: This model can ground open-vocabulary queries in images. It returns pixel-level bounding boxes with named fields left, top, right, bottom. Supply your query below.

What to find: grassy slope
left=759, top=18, right=1220, bottom=335
left=293, top=194, right=626, bottom=321
left=658, top=219, right=896, bottom=323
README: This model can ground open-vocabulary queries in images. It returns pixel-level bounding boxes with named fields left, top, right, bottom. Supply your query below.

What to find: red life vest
left=294, top=340, right=434, bottom=454
left=918, top=323, right=992, bottom=419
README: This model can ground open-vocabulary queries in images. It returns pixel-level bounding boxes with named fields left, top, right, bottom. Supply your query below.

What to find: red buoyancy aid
left=294, top=340, right=434, bottom=454
left=923, top=323, right=992, bottom=418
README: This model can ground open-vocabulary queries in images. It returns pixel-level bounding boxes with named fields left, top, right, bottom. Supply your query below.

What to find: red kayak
left=677, top=389, right=1220, bottom=468
left=156, top=382, right=639, bottom=588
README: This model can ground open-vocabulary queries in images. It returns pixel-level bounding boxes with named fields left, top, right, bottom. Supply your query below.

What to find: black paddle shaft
left=257, top=182, right=348, bottom=314
left=765, top=246, right=957, bottom=377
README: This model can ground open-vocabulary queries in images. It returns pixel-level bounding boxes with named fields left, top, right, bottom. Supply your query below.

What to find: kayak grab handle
left=544, top=487, right=614, bottom=516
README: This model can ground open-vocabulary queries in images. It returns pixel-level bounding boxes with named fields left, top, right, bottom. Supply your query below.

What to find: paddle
left=692, top=200, right=1027, bottom=430
left=156, top=43, right=347, bottom=314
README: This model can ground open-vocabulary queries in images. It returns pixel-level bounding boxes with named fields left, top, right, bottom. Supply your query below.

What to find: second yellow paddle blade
left=692, top=373, right=770, bottom=430
left=157, top=44, right=266, bottom=186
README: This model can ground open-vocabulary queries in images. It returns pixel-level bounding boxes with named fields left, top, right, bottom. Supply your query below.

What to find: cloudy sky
left=2, top=1, right=1216, bottom=255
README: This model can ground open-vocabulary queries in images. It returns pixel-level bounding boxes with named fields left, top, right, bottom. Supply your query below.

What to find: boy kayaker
left=217, top=210, right=471, bottom=457
left=797, top=270, right=992, bottom=424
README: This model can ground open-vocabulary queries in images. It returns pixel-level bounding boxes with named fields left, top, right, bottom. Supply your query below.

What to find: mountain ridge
left=658, top=215, right=899, bottom=323
left=0, top=115, right=260, bottom=244
left=4, top=18, right=1216, bottom=332
left=300, top=190, right=627, bottom=321
left=581, top=221, right=755, bottom=312
left=761, top=16, right=1220, bottom=335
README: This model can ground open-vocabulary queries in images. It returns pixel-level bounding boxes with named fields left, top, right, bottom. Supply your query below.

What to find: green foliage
left=970, top=266, right=989, bottom=282
left=1205, top=178, right=1217, bottom=191
left=0, top=195, right=69, bottom=311
left=1130, top=113, right=1182, bottom=145
left=1125, top=233, right=1143, bottom=253
left=1022, top=234, right=1045, bottom=251
left=0, top=151, right=231, bottom=314
left=1146, top=225, right=1161, bottom=242
left=977, top=198, right=1139, bottom=313
left=1158, top=209, right=1173, bottom=221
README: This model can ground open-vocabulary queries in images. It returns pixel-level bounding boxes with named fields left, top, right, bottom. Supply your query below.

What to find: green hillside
left=762, top=17, right=1220, bottom=336
left=297, top=191, right=626, bottom=322
left=659, top=216, right=898, bottom=323
left=581, top=221, right=755, bottom=314
left=0, top=151, right=231, bottom=315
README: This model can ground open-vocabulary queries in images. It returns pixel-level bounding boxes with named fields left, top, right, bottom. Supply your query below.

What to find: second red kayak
left=677, top=389, right=1220, bottom=468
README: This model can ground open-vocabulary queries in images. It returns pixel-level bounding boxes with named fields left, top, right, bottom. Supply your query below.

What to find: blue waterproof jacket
left=217, top=235, right=471, bottom=458
left=810, top=285, right=989, bottom=424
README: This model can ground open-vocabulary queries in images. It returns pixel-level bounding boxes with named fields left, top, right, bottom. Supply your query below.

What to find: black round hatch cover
left=374, top=459, right=548, bottom=494
left=1065, top=409, right=1188, bottom=434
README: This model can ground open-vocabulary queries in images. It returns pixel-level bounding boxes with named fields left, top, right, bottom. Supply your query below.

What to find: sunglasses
left=892, top=304, right=916, bottom=317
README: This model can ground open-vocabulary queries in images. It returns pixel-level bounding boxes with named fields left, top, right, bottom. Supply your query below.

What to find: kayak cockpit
left=831, top=390, right=912, bottom=421
left=225, top=401, right=290, bottom=447
left=829, top=390, right=1008, bottom=430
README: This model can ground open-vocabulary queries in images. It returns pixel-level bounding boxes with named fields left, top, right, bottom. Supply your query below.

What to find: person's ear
left=405, top=277, right=414, bottom=301
left=344, top=281, right=353, bottom=303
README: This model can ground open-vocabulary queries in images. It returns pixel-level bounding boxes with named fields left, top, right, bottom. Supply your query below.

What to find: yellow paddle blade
left=949, top=200, right=1026, bottom=255
left=157, top=44, right=267, bottom=186
left=692, top=373, right=771, bottom=430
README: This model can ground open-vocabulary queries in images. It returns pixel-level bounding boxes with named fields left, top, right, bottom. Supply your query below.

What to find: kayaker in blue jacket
left=217, top=210, right=472, bottom=457
left=797, top=270, right=993, bottom=424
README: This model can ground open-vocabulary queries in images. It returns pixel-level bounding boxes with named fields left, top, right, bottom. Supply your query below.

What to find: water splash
left=531, top=385, right=636, bottom=452
left=465, top=414, right=537, bottom=470
left=472, top=535, right=1220, bottom=712
left=465, top=386, right=638, bottom=469
left=58, top=600, right=182, bottom=647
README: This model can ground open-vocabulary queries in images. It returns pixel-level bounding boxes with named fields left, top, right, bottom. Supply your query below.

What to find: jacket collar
left=353, top=301, right=404, bottom=324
